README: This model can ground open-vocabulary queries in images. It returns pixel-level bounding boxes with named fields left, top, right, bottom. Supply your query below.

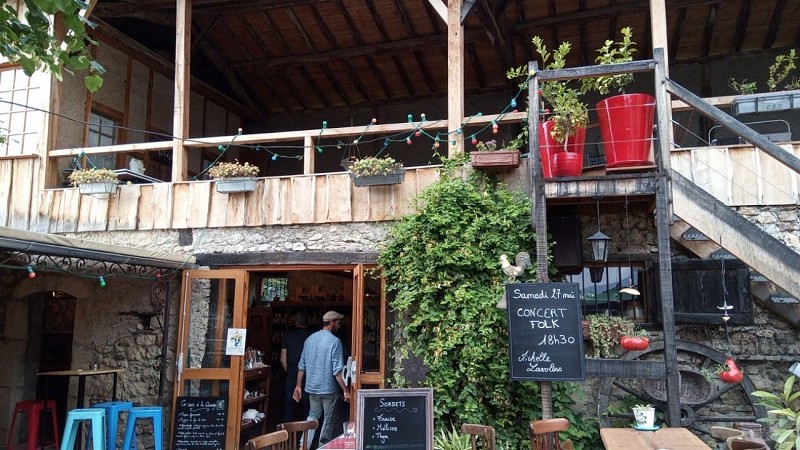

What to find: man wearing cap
left=293, top=310, right=350, bottom=447
left=281, top=311, right=313, bottom=423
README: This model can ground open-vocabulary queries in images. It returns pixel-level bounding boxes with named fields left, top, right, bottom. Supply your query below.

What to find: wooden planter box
left=78, top=181, right=118, bottom=196
left=350, top=170, right=405, bottom=187
left=470, top=150, right=521, bottom=172
left=215, top=177, right=257, bottom=193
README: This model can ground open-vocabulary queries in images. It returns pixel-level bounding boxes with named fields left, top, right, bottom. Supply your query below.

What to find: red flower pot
left=720, top=358, right=744, bottom=384
left=596, top=93, right=655, bottom=168
left=538, top=120, right=586, bottom=178
left=551, top=152, right=583, bottom=177
left=620, top=336, right=650, bottom=351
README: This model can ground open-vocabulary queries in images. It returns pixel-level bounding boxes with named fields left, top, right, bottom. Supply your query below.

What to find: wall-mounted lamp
left=587, top=198, right=611, bottom=262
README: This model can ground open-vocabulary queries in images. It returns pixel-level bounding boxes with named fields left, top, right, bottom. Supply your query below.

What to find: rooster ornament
left=500, top=252, right=531, bottom=283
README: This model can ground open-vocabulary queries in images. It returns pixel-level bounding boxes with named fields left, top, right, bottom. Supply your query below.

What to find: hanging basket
left=643, top=369, right=712, bottom=405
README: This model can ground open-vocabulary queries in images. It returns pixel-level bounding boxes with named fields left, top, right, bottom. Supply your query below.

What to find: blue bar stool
left=61, top=408, right=105, bottom=450
left=121, top=407, right=162, bottom=450
left=92, top=402, right=133, bottom=450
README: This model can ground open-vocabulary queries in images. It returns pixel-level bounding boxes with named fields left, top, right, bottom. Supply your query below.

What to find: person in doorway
left=281, top=311, right=313, bottom=423
left=293, top=311, right=350, bottom=448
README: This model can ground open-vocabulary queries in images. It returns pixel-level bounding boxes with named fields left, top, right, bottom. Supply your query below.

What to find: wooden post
left=649, top=0, right=669, bottom=75
left=447, top=0, right=464, bottom=156
left=172, top=0, right=191, bottom=182
left=304, top=135, right=315, bottom=175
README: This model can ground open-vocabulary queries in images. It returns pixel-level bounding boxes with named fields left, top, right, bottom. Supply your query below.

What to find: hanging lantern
left=587, top=198, right=611, bottom=262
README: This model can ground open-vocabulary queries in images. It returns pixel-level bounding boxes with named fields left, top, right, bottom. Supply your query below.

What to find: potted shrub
left=585, top=314, right=635, bottom=358
left=469, top=139, right=521, bottom=172
left=580, top=27, right=655, bottom=169
left=208, top=159, right=259, bottom=193
left=619, top=328, right=649, bottom=351
left=729, top=49, right=800, bottom=115
left=349, top=156, right=405, bottom=187
left=507, top=37, right=588, bottom=178
left=751, top=374, right=799, bottom=449
left=631, top=403, right=657, bottom=430
left=68, top=167, right=119, bottom=196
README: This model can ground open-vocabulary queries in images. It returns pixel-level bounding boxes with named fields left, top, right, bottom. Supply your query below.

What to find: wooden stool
left=61, top=408, right=105, bottom=450
left=6, top=399, right=60, bottom=450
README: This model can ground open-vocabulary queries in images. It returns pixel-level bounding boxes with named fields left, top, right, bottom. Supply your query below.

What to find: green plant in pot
left=580, top=26, right=655, bottom=169
left=586, top=314, right=635, bottom=358
left=509, top=36, right=588, bottom=178
left=728, top=49, right=800, bottom=116
left=349, top=155, right=405, bottom=187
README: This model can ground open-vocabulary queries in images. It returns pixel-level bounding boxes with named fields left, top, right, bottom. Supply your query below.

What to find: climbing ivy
left=378, top=156, right=601, bottom=449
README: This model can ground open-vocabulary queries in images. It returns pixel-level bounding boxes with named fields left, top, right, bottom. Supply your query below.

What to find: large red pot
left=538, top=119, right=586, bottom=178
left=596, top=93, right=655, bottom=168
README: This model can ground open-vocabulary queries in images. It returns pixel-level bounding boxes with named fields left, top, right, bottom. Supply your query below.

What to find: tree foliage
left=0, top=0, right=104, bottom=91
left=378, top=157, right=600, bottom=449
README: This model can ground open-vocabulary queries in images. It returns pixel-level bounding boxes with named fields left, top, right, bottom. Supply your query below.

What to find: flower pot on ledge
left=470, top=150, right=520, bottom=172
left=350, top=170, right=405, bottom=187
left=78, top=181, right=118, bottom=196
left=215, top=177, right=257, bottom=193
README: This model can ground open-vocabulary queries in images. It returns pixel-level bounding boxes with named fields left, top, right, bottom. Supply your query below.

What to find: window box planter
left=732, top=89, right=800, bottom=115
left=470, top=150, right=521, bottom=172
left=215, top=177, right=257, bottom=193
left=78, top=181, right=118, bottom=196
left=350, top=170, right=405, bottom=187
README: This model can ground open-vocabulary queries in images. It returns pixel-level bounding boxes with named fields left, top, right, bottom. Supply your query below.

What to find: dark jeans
left=284, top=374, right=309, bottom=423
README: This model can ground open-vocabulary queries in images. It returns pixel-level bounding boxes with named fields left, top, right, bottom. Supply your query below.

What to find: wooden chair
left=276, top=419, right=319, bottom=450
left=530, top=418, right=570, bottom=450
left=245, top=429, right=289, bottom=450
left=461, top=423, right=496, bottom=450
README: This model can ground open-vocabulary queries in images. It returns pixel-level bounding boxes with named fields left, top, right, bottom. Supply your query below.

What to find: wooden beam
left=700, top=4, right=717, bottom=59
left=447, top=0, right=464, bottom=156
left=650, top=0, right=670, bottom=72
left=763, top=0, right=787, bottom=49
left=428, top=0, right=448, bottom=25
left=172, top=0, right=191, bottom=182
left=732, top=0, right=752, bottom=52
left=197, top=251, right=379, bottom=266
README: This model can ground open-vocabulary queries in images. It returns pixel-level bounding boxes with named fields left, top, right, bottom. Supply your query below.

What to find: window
left=86, top=110, right=120, bottom=169
left=566, top=263, right=647, bottom=321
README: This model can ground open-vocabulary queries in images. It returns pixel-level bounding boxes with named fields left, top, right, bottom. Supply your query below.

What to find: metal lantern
left=587, top=231, right=611, bottom=262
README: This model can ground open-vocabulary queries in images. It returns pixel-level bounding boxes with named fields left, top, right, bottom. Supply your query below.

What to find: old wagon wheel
left=597, top=339, right=766, bottom=437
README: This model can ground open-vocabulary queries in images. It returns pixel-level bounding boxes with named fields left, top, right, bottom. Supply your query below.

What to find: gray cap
left=322, top=311, right=344, bottom=322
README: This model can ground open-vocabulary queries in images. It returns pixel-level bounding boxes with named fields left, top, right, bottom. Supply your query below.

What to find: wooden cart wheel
left=596, top=339, right=766, bottom=438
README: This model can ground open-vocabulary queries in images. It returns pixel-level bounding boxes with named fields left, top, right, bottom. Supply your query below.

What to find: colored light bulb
left=98, top=275, right=106, bottom=287
left=27, top=266, right=36, bottom=279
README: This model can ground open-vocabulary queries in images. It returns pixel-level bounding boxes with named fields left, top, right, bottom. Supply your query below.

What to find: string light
left=27, top=265, right=36, bottom=278
left=98, top=275, right=106, bottom=287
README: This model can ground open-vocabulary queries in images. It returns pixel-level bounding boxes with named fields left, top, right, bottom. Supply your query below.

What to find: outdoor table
left=38, top=368, right=125, bottom=408
left=600, top=427, right=709, bottom=450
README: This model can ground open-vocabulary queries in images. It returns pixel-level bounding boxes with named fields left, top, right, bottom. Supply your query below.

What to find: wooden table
left=38, top=368, right=125, bottom=408
left=600, top=427, right=710, bottom=450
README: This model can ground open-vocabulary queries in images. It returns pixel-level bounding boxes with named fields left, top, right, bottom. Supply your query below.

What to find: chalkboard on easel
left=506, top=282, right=585, bottom=381
left=356, top=388, right=433, bottom=450
left=172, top=396, right=228, bottom=450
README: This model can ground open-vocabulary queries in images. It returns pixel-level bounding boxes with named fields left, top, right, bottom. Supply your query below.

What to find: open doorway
left=35, top=291, right=76, bottom=442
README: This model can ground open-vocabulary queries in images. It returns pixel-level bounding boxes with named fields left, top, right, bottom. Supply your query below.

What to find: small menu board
left=356, top=388, right=433, bottom=450
left=506, top=282, right=585, bottom=381
left=172, top=396, right=228, bottom=450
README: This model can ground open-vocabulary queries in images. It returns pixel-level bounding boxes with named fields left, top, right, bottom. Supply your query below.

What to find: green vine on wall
left=378, top=155, right=600, bottom=449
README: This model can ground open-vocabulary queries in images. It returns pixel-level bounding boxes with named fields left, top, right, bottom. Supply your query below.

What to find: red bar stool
left=6, top=399, right=60, bottom=450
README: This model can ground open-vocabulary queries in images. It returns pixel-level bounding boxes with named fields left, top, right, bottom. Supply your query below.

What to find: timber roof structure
left=91, top=0, right=800, bottom=116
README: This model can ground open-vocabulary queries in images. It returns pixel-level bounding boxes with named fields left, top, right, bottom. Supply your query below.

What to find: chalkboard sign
left=172, top=396, right=228, bottom=450
left=356, top=388, right=433, bottom=450
left=506, top=283, right=585, bottom=381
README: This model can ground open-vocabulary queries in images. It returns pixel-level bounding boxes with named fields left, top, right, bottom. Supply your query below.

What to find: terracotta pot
left=596, top=93, right=655, bottom=168
left=538, top=120, right=586, bottom=178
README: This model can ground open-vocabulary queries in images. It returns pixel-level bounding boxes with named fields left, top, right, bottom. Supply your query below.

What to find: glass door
left=349, top=265, right=386, bottom=399
left=172, top=269, right=248, bottom=449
